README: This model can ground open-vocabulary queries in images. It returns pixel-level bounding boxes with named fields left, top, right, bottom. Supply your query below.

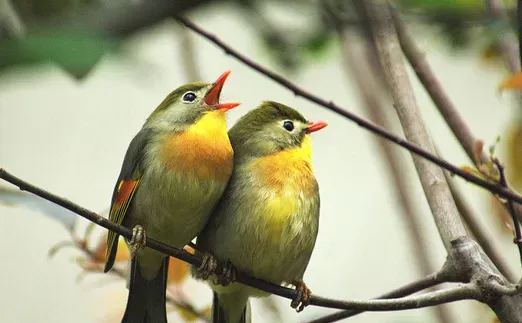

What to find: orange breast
left=252, top=136, right=316, bottom=195
left=250, top=138, right=317, bottom=236
left=161, top=111, right=233, bottom=182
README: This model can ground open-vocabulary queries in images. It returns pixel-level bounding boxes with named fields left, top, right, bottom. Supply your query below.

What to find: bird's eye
left=282, top=120, right=294, bottom=131
left=181, top=92, right=197, bottom=103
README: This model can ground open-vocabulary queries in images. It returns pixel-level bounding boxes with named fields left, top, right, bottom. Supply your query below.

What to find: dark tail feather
left=122, top=256, right=169, bottom=323
left=103, top=234, right=119, bottom=273
left=212, top=291, right=248, bottom=323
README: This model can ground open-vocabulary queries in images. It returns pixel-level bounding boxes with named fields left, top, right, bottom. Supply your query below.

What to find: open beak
left=204, top=70, right=240, bottom=111
left=306, top=121, right=328, bottom=133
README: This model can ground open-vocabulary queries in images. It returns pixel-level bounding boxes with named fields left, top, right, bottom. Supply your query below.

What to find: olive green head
left=143, top=71, right=239, bottom=132
left=229, top=101, right=326, bottom=158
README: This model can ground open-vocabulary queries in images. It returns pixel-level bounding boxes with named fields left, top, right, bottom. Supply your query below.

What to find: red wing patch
left=115, top=180, right=139, bottom=206
left=106, top=179, right=140, bottom=262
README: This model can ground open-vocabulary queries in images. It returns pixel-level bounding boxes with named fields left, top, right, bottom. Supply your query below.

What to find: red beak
left=306, top=121, right=328, bottom=133
left=204, top=70, right=240, bottom=111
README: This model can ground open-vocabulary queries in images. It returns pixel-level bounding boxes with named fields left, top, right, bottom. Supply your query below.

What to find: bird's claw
left=290, top=280, right=312, bottom=312
left=217, top=260, right=237, bottom=286
left=196, top=253, right=218, bottom=280
left=130, top=225, right=146, bottom=258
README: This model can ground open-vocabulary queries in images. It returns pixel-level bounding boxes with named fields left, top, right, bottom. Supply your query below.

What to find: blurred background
left=1, top=0, right=522, bottom=322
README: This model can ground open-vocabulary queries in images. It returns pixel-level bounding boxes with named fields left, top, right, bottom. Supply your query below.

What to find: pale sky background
left=1, top=3, right=521, bottom=323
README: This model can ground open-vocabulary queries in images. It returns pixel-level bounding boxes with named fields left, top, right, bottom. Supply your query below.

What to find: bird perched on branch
left=103, top=71, right=240, bottom=323
left=195, top=101, right=327, bottom=323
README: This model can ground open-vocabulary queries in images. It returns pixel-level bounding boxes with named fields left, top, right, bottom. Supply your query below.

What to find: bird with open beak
left=103, top=71, right=240, bottom=323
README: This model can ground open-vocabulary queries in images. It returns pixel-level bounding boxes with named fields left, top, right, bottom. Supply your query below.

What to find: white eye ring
left=181, top=91, right=197, bottom=103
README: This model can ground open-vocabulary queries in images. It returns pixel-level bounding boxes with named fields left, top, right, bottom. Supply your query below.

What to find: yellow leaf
left=166, top=244, right=195, bottom=285
left=92, top=233, right=130, bottom=263
left=480, top=42, right=502, bottom=66
left=499, top=71, right=522, bottom=92
left=167, top=256, right=189, bottom=285
left=177, top=306, right=199, bottom=322
left=202, top=306, right=212, bottom=317
left=505, top=121, right=522, bottom=190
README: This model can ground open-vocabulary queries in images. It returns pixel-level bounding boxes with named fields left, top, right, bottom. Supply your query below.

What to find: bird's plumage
left=104, top=73, right=238, bottom=323
left=197, top=101, right=323, bottom=323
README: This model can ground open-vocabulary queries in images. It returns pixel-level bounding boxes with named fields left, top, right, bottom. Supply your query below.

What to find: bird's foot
left=195, top=252, right=218, bottom=280
left=129, top=225, right=146, bottom=258
left=216, top=260, right=237, bottom=286
left=290, top=280, right=312, bottom=312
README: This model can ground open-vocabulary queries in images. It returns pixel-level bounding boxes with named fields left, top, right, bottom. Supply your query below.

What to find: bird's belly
left=233, top=191, right=317, bottom=285
left=130, top=169, right=226, bottom=248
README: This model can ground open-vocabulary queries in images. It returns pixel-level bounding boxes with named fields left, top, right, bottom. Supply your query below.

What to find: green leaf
left=0, top=29, right=118, bottom=79
left=301, top=30, right=333, bottom=59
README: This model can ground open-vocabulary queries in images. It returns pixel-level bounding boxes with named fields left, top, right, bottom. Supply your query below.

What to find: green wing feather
left=104, top=129, right=151, bottom=273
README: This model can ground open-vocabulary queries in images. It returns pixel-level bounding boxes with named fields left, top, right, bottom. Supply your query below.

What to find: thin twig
left=306, top=272, right=446, bottom=323
left=173, top=15, right=522, bottom=205
left=495, top=159, right=522, bottom=264
left=0, top=168, right=502, bottom=312
left=310, top=284, right=480, bottom=311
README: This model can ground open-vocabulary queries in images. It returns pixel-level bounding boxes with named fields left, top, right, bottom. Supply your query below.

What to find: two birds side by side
left=102, top=71, right=327, bottom=323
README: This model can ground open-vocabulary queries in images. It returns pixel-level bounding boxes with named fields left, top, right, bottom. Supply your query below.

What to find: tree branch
left=336, top=18, right=452, bottom=323
left=310, top=284, right=480, bottom=311
left=391, top=7, right=491, bottom=166
left=390, top=4, right=522, bottom=268
left=362, top=0, right=466, bottom=248
left=445, top=171, right=518, bottom=282
left=172, top=15, right=522, bottom=205
left=306, top=272, right=446, bottom=323
left=360, top=2, right=522, bottom=321
left=2, top=168, right=519, bottom=313
left=495, top=159, right=522, bottom=263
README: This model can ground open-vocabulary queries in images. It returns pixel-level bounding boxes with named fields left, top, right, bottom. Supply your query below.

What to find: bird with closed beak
left=195, top=101, right=327, bottom=323
left=103, top=71, right=240, bottom=323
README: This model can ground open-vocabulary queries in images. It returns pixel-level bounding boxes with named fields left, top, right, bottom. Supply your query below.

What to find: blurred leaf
left=499, top=71, right=522, bottom=92
left=259, top=30, right=299, bottom=71
left=0, top=187, right=77, bottom=229
left=504, top=120, right=522, bottom=189
left=167, top=256, right=189, bottom=285
left=398, top=0, right=483, bottom=10
left=258, top=296, right=283, bottom=322
left=202, top=306, right=211, bottom=318
left=48, top=240, right=76, bottom=259
left=92, top=232, right=130, bottom=263
left=301, top=30, right=334, bottom=59
left=167, top=245, right=194, bottom=285
left=12, top=0, right=87, bottom=20
left=0, top=29, right=118, bottom=79
left=177, top=306, right=199, bottom=322
left=480, top=41, right=503, bottom=65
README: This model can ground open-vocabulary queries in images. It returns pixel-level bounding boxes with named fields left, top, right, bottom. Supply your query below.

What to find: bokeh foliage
left=0, top=0, right=518, bottom=78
